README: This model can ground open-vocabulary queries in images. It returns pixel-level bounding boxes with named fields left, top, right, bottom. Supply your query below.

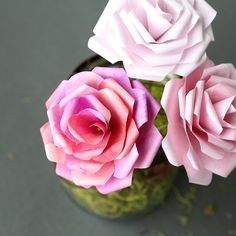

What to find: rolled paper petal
left=44, top=143, right=65, bottom=163
left=202, top=153, right=236, bottom=178
left=40, top=123, right=65, bottom=163
left=114, top=145, right=139, bottom=178
left=99, top=78, right=135, bottom=113
left=71, top=162, right=114, bottom=186
left=132, top=80, right=160, bottom=120
left=46, top=81, right=67, bottom=109
left=96, top=172, right=133, bottom=194
left=130, top=88, right=149, bottom=128
left=65, top=155, right=104, bottom=174
left=183, top=156, right=213, bottom=185
left=56, top=163, right=73, bottom=182
left=65, top=71, right=104, bottom=94
left=135, top=122, right=162, bottom=168
left=59, top=84, right=98, bottom=108
left=40, top=122, right=53, bottom=145
left=93, top=88, right=129, bottom=162
left=93, top=67, right=132, bottom=91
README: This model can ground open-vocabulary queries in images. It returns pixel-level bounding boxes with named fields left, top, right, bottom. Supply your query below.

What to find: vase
left=60, top=55, right=178, bottom=220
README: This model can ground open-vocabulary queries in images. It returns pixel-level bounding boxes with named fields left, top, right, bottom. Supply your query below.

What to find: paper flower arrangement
left=41, top=0, right=236, bottom=196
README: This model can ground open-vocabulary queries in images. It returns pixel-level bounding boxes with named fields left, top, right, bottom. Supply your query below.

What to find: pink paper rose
left=40, top=67, right=162, bottom=194
left=161, top=60, right=236, bottom=185
left=88, top=0, right=216, bottom=81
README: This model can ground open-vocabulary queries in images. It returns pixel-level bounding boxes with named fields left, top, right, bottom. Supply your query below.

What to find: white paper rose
left=88, top=0, right=217, bottom=81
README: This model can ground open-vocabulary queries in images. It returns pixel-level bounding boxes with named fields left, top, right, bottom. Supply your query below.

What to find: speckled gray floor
left=0, top=1, right=235, bottom=235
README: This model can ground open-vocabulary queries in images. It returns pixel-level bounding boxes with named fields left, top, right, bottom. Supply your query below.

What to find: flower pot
left=59, top=55, right=178, bottom=220
left=61, top=160, right=177, bottom=219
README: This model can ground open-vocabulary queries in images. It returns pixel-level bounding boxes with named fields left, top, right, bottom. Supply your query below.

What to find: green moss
left=228, top=230, right=236, bottom=236
left=173, top=186, right=197, bottom=212
left=151, top=230, right=166, bottom=236
left=177, top=215, right=189, bottom=226
left=61, top=164, right=177, bottom=219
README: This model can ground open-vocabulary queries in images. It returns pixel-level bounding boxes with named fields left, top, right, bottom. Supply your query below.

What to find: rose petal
left=114, top=144, right=139, bottom=178
left=135, top=122, right=162, bottom=168
left=96, top=172, right=133, bottom=194
left=71, top=162, right=114, bottom=186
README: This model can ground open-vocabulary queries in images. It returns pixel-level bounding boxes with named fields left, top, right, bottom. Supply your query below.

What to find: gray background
left=0, top=0, right=235, bottom=235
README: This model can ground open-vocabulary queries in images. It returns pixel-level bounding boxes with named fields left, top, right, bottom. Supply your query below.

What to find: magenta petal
left=66, top=71, right=104, bottom=94
left=135, top=122, right=162, bottom=169
left=132, top=80, right=160, bottom=120
left=130, top=88, right=149, bottom=128
left=92, top=67, right=132, bottom=91
left=46, top=80, right=67, bottom=109
left=114, top=145, right=139, bottom=178
left=60, top=98, right=80, bottom=142
left=96, top=172, right=133, bottom=194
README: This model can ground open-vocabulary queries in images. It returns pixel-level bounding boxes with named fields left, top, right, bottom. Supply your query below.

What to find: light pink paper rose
left=40, top=67, right=162, bottom=194
left=161, top=60, right=236, bottom=185
left=88, top=0, right=216, bottom=81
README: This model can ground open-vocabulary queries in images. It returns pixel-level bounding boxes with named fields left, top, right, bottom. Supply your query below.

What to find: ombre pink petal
left=47, top=105, right=63, bottom=135
left=46, top=80, right=67, bottom=109
left=114, top=145, right=139, bottom=178
left=59, top=84, right=98, bottom=108
left=116, top=119, right=139, bottom=160
left=40, top=122, right=53, bottom=144
left=60, top=98, right=81, bottom=143
left=71, top=162, right=114, bottom=186
left=41, top=66, right=163, bottom=192
left=73, top=133, right=110, bottom=160
left=40, top=123, right=65, bottom=163
left=53, top=133, right=74, bottom=154
left=99, top=78, right=135, bottom=113
left=96, top=172, right=133, bottom=194
left=94, top=88, right=129, bottom=162
left=65, top=71, right=104, bottom=94
left=130, top=88, right=149, bottom=128
left=135, top=122, right=162, bottom=168
left=82, top=95, right=111, bottom=122
left=56, top=163, right=73, bottom=182
left=93, top=67, right=132, bottom=91
left=65, top=155, right=104, bottom=174
left=68, top=108, right=107, bottom=145
left=44, top=143, right=65, bottom=163
left=132, top=80, right=160, bottom=120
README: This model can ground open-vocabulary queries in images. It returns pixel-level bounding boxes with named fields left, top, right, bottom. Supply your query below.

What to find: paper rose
left=161, top=59, right=236, bottom=185
left=40, top=67, right=162, bottom=194
left=88, top=0, right=217, bottom=81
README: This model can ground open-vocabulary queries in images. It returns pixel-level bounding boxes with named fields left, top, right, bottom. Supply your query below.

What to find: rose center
left=68, top=109, right=108, bottom=145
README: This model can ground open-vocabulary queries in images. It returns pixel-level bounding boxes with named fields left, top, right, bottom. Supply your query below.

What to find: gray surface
left=0, top=0, right=235, bottom=235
